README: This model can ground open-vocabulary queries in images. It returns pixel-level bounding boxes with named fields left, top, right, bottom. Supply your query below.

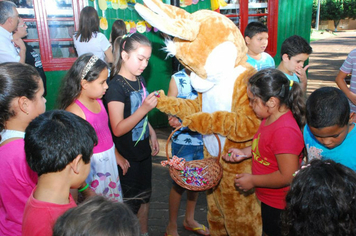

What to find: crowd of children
left=1, top=3, right=356, bottom=234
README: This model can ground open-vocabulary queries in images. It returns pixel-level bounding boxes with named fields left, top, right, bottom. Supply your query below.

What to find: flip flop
left=164, top=233, right=173, bottom=236
left=184, top=224, right=210, bottom=236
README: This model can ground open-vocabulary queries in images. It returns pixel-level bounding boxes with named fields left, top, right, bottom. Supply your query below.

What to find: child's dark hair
left=306, top=87, right=349, bottom=128
left=57, top=53, right=108, bottom=109
left=111, top=19, right=127, bottom=51
left=75, top=6, right=99, bottom=42
left=244, top=21, right=268, bottom=39
left=0, top=62, right=41, bottom=141
left=25, top=110, right=98, bottom=176
left=248, top=68, right=305, bottom=130
left=280, top=35, right=313, bottom=60
left=281, top=159, right=356, bottom=236
left=111, top=33, right=151, bottom=78
left=53, top=196, right=140, bottom=236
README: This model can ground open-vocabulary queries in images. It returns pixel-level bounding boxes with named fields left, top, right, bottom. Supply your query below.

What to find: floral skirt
left=87, top=144, right=123, bottom=202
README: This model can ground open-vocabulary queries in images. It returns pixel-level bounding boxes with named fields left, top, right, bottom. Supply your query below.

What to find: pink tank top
left=75, top=99, right=113, bottom=153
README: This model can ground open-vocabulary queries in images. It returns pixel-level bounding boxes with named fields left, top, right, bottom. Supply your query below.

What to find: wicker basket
left=165, top=126, right=223, bottom=191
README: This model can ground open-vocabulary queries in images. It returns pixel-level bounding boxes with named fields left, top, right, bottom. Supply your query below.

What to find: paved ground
left=148, top=30, right=356, bottom=236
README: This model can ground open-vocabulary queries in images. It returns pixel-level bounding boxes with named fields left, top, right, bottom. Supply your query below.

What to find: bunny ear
left=135, top=1, right=200, bottom=41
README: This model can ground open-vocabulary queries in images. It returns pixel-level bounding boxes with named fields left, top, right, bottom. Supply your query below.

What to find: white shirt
left=0, top=26, right=20, bottom=63
left=73, top=32, right=111, bottom=61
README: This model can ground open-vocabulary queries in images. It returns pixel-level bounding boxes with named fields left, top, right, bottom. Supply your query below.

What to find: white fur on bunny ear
left=135, top=2, right=200, bottom=41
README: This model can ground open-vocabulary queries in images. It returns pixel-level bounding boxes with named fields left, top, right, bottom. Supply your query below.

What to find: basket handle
left=165, top=125, right=221, bottom=164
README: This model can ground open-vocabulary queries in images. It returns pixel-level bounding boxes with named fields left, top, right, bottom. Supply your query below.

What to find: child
left=58, top=53, right=127, bottom=202
left=335, top=48, right=356, bottom=115
left=110, top=19, right=127, bottom=52
left=73, top=6, right=113, bottom=65
left=165, top=68, right=209, bottom=236
left=281, top=159, right=356, bottom=236
left=222, top=68, right=305, bottom=236
left=244, top=21, right=275, bottom=71
left=0, top=62, right=45, bottom=236
left=104, top=33, right=159, bottom=236
left=53, top=196, right=140, bottom=236
left=304, top=87, right=356, bottom=171
left=22, top=110, right=98, bottom=236
left=277, top=35, right=312, bottom=93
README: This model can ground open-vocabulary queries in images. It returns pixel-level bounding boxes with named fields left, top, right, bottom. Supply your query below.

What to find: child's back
left=244, top=21, right=275, bottom=71
left=22, top=110, right=98, bottom=236
left=304, top=87, right=356, bottom=171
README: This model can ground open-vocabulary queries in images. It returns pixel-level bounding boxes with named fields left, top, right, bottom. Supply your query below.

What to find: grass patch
left=310, top=29, right=337, bottom=42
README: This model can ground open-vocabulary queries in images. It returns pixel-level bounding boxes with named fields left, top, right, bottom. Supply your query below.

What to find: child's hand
left=142, top=92, right=158, bottom=112
left=168, top=116, right=181, bottom=128
left=149, top=124, right=159, bottom=156
left=222, top=148, right=248, bottom=163
left=117, top=155, right=130, bottom=175
left=234, top=173, right=254, bottom=192
left=295, top=65, right=310, bottom=83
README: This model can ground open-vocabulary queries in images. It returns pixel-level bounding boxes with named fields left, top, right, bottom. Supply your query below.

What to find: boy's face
left=309, top=124, right=349, bottom=149
left=282, top=53, right=309, bottom=74
left=245, top=32, right=269, bottom=55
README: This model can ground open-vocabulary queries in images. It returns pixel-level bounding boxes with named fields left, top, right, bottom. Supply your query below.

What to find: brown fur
left=135, top=1, right=262, bottom=235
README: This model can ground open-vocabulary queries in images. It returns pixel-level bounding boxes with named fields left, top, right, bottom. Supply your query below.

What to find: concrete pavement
left=147, top=30, right=356, bottom=236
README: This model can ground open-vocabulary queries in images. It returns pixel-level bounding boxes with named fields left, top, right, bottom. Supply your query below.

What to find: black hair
left=75, top=6, right=99, bottom=42
left=281, top=159, right=356, bottom=236
left=111, top=19, right=127, bottom=51
left=25, top=110, right=98, bottom=176
left=53, top=195, right=140, bottom=236
left=57, top=53, right=108, bottom=109
left=0, top=62, right=41, bottom=141
left=248, top=68, right=305, bottom=130
left=111, top=33, right=151, bottom=78
left=306, top=87, right=350, bottom=128
left=280, top=35, right=313, bottom=60
left=244, top=21, right=268, bottom=39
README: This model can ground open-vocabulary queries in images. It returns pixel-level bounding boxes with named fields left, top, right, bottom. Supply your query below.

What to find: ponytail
left=287, top=81, right=306, bottom=130
left=248, top=68, right=305, bottom=130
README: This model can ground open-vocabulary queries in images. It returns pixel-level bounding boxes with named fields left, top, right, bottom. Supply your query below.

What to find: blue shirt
left=284, top=73, right=300, bottom=83
left=246, top=52, right=275, bottom=71
left=303, top=124, right=356, bottom=171
left=171, top=70, right=203, bottom=146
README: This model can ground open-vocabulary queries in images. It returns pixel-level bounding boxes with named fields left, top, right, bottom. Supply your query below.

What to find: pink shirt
left=0, top=139, right=37, bottom=236
left=22, top=188, right=77, bottom=236
left=75, top=99, right=113, bottom=153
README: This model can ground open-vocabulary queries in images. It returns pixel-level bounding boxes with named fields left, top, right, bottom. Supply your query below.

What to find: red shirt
left=22, top=188, right=77, bottom=236
left=251, top=111, right=304, bottom=209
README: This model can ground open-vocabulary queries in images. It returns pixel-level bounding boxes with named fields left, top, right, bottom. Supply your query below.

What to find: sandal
left=184, top=224, right=210, bottom=236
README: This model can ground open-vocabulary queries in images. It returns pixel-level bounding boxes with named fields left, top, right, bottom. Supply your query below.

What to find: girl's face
left=83, top=68, right=109, bottom=99
left=247, top=86, right=269, bottom=119
left=122, top=44, right=152, bottom=77
left=28, top=79, right=46, bottom=119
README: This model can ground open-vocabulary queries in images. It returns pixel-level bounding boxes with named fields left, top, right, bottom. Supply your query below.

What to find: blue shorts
left=171, top=142, right=204, bottom=161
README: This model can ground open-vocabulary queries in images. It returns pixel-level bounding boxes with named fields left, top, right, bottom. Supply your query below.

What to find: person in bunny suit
left=135, top=0, right=262, bottom=235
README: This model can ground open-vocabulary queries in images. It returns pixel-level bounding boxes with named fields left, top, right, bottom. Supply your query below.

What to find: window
left=17, top=0, right=85, bottom=71
left=219, top=0, right=278, bottom=57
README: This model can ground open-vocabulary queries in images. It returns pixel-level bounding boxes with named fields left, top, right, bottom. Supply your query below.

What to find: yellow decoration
left=119, top=0, right=128, bottom=9
left=98, top=0, right=108, bottom=10
left=100, top=17, right=108, bottom=30
left=125, top=21, right=131, bottom=33
left=136, top=21, right=146, bottom=33
left=211, top=0, right=227, bottom=11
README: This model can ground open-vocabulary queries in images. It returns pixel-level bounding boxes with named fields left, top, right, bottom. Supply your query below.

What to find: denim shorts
left=171, top=142, right=204, bottom=161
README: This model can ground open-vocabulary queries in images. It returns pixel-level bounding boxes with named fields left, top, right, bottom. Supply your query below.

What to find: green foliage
left=312, top=0, right=356, bottom=30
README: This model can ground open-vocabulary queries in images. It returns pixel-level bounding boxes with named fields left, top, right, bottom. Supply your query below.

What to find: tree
left=312, top=0, right=356, bottom=31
